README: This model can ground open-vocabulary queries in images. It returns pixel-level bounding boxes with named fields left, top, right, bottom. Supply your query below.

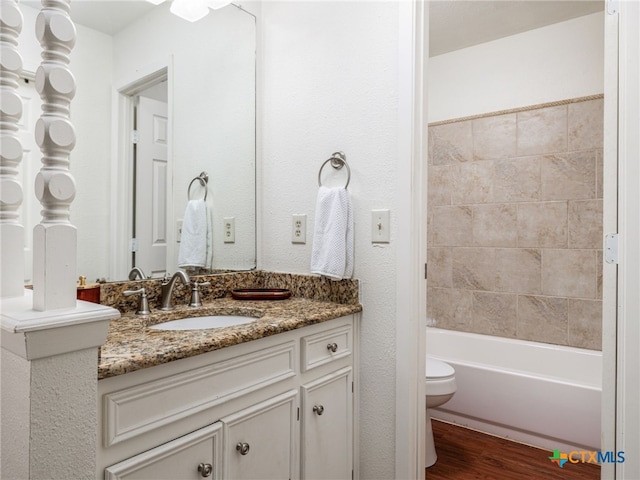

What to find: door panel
left=301, top=368, right=352, bottom=480
left=222, top=390, right=298, bottom=480
left=135, top=95, right=168, bottom=277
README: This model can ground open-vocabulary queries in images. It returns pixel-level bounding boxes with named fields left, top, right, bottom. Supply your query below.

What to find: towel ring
left=188, top=172, right=209, bottom=201
left=318, top=152, right=350, bottom=189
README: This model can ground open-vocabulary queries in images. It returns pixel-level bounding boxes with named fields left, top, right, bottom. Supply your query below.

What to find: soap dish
left=231, top=288, right=292, bottom=301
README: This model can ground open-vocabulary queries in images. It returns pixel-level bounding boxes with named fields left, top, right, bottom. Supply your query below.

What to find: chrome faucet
left=159, top=271, right=191, bottom=310
left=128, top=266, right=147, bottom=281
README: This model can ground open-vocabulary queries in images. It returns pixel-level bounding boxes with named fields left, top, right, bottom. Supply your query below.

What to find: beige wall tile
left=472, top=291, right=517, bottom=337
left=517, top=202, right=568, bottom=248
left=451, top=161, right=494, bottom=204
left=427, top=287, right=473, bottom=329
left=432, top=206, right=473, bottom=246
left=542, top=249, right=597, bottom=298
left=494, top=157, right=541, bottom=203
left=517, top=295, right=568, bottom=344
left=495, top=248, right=542, bottom=294
left=568, top=299, right=602, bottom=350
left=517, top=105, right=567, bottom=155
left=568, top=199, right=603, bottom=249
left=431, top=121, right=473, bottom=165
left=428, top=165, right=452, bottom=206
left=427, top=247, right=452, bottom=288
left=473, top=113, right=517, bottom=160
left=472, top=204, right=517, bottom=247
left=452, top=247, right=496, bottom=291
left=541, top=151, right=597, bottom=200
left=568, top=99, right=604, bottom=151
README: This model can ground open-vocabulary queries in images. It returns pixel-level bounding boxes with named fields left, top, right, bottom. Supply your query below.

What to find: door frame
left=609, top=1, right=640, bottom=478
left=395, top=1, right=428, bottom=478
left=110, top=60, right=174, bottom=281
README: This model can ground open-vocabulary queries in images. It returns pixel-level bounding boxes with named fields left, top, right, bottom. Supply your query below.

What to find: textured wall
left=260, top=2, right=400, bottom=477
left=29, top=349, right=99, bottom=479
left=427, top=97, right=604, bottom=350
left=0, top=349, right=30, bottom=480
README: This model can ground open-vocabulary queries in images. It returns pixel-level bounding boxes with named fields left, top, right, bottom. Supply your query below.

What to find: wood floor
left=426, top=420, right=601, bottom=480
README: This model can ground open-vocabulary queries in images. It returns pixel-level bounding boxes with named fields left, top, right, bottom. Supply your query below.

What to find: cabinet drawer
left=103, top=341, right=295, bottom=447
left=301, top=324, right=352, bottom=372
left=105, top=422, right=222, bottom=480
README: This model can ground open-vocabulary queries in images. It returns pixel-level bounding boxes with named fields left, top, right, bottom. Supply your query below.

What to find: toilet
left=426, top=356, right=456, bottom=468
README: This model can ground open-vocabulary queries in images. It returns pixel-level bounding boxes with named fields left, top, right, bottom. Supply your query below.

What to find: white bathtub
left=427, top=327, right=602, bottom=452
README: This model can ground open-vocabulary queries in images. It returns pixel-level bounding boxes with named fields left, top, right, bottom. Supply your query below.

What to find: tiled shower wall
left=426, top=97, right=603, bottom=350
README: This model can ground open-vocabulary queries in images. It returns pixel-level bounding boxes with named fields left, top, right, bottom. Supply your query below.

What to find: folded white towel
left=178, top=199, right=211, bottom=268
left=310, top=186, right=354, bottom=280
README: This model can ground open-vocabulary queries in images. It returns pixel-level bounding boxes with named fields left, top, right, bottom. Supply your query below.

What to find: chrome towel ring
left=188, top=171, right=209, bottom=201
left=318, top=151, right=350, bottom=189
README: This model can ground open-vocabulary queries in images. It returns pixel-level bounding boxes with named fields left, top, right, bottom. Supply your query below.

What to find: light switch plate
left=176, top=220, right=183, bottom=243
left=371, top=209, right=390, bottom=243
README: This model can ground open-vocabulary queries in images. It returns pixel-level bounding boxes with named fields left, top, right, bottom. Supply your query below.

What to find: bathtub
left=427, top=327, right=602, bottom=452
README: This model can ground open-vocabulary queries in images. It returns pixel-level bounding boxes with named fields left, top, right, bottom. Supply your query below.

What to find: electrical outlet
left=224, top=217, right=235, bottom=243
left=176, top=220, right=183, bottom=243
left=371, top=209, right=390, bottom=243
left=292, top=214, right=306, bottom=244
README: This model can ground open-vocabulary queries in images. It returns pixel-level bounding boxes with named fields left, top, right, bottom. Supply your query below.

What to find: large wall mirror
left=18, top=1, right=257, bottom=283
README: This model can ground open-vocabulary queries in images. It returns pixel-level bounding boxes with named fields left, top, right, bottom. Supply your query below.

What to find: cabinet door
left=105, top=422, right=222, bottom=480
left=222, top=390, right=298, bottom=480
left=301, top=367, right=353, bottom=480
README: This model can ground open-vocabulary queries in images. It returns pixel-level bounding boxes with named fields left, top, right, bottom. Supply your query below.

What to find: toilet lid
left=426, top=357, right=454, bottom=379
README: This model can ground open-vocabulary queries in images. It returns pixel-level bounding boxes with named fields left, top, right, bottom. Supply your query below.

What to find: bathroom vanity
left=96, top=279, right=361, bottom=480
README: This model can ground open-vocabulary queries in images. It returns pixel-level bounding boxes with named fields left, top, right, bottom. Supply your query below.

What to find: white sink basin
left=149, top=315, right=258, bottom=331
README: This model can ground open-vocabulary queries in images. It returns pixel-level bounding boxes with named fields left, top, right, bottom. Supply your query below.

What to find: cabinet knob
left=326, top=342, right=338, bottom=353
left=197, top=463, right=213, bottom=477
left=236, top=442, right=250, bottom=455
left=313, top=405, right=325, bottom=415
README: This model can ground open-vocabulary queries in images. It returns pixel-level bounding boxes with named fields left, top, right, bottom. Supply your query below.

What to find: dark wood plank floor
left=426, top=420, right=600, bottom=480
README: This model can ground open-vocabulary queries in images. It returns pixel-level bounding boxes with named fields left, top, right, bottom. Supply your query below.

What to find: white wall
left=18, top=6, right=113, bottom=282
left=428, top=12, right=604, bottom=122
left=260, top=2, right=401, bottom=477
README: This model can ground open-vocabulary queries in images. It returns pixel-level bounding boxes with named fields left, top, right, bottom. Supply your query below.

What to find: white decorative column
left=0, top=0, right=25, bottom=298
left=32, top=0, right=77, bottom=311
left=2, top=3, right=120, bottom=478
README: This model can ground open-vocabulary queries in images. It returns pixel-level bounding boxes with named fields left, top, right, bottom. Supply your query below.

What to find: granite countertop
left=99, top=296, right=362, bottom=380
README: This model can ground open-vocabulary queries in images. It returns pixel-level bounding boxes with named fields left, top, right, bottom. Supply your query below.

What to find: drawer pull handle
left=313, top=405, right=325, bottom=415
left=236, top=442, right=250, bottom=455
left=197, top=463, right=213, bottom=477
left=327, top=342, right=338, bottom=353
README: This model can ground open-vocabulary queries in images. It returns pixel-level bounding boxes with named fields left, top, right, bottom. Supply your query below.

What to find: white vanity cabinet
left=97, top=314, right=358, bottom=480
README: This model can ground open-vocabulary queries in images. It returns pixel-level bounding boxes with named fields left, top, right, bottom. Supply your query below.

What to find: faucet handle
left=123, top=287, right=151, bottom=315
left=189, top=281, right=211, bottom=308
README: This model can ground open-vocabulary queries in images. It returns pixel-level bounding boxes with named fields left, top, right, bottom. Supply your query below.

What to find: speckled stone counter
left=99, top=272, right=361, bottom=380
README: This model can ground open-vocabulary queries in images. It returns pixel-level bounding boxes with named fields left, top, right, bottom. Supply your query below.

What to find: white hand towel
left=178, top=199, right=210, bottom=268
left=310, top=186, right=354, bottom=280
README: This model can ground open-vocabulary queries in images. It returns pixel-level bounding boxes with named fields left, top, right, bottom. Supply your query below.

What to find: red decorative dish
left=231, top=288, right=292, bottom=300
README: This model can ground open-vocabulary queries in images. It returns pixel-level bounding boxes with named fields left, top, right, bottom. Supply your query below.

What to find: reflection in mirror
left=17, top=1, right=257, bottom=283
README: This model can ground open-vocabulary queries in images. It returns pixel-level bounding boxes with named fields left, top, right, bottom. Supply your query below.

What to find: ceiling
left=429, top=0, right=604, bottom=56
left=21, top=1, right=157, bottom=35
left=22, top=1, right=604, bottom=53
